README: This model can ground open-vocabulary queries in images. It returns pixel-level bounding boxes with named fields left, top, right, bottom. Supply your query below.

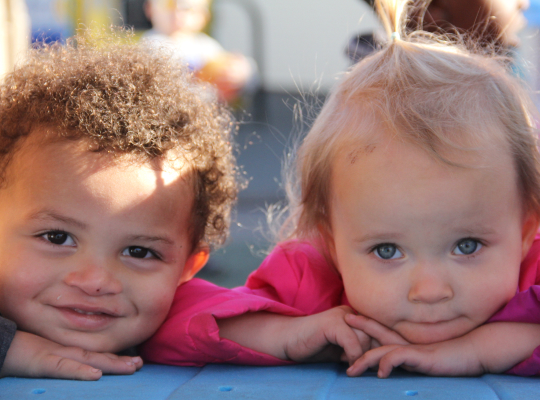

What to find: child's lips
left=411, top=318, right=459, bottom=326
left=415, top=319, right=452, bottom=324
left=54, top=304, right=122, bottom=330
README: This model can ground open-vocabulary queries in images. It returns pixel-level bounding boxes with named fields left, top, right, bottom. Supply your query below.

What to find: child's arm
left=218, top=306, right=408, bottom=365
left=1, top=330, right=143, bottom=380
left=345, top=315, right=540, bottom=377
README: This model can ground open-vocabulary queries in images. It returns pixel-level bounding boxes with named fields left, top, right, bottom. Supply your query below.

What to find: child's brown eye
left=123, top=246, right=157, bottom=259
left=42, top=231, right=75, bottom=246
left=48, top=232, right=67, bottom=244
left=128, top=247, right=148, bottom=258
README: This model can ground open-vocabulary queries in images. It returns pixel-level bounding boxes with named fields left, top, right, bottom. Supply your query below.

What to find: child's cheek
left=0, top=262, right=44, bottom=317
left=144, top=287, right=178, bottom=325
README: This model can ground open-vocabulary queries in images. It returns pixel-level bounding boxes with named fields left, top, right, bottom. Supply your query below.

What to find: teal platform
left=1, top=364, right=539, bottom=399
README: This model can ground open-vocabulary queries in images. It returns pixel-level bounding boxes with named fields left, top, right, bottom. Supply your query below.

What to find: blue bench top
left=1, top=363, right=539, bottom=399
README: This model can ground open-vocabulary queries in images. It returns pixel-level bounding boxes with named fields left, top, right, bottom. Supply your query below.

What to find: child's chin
left=398, top=321, right=472, bottom=345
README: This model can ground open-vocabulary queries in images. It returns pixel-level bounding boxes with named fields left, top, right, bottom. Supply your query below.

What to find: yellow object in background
left=54, top=0, right=122, bottom=33
left=0, top=0, right=30, bottom=79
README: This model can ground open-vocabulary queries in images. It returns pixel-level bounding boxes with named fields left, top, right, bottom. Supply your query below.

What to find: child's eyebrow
left=28, top=210, right=87, bottom=230
left=354, top=232, right=403, bottom=243
left=458, top=227, right=497, bottom=237
left=125, top=235, right=175, bottom=247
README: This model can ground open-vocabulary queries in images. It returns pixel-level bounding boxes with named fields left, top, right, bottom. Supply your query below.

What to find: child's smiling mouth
left=54, top=305, right=122, bottom=330
left=71, top=308, right=107, bottom=316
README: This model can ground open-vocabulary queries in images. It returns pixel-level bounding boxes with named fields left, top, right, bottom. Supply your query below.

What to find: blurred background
left=4, top=0, right=540, bottom=287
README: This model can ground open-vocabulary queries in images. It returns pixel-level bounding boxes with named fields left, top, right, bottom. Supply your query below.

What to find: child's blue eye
left=42, top=231, right=75, bottom=246
left=453, top=239, right=482, bottom=255
left=122, top=246, right=157, bottom=259
left=374, top=244, right=403, bottom=260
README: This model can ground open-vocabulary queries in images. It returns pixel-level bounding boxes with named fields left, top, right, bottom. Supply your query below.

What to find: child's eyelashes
left=38, top=230, right=76, bottom=247
left=452, top=238, right=483, bottom=256
left=122, top=246, right=161, bottom=260
left=369, top=238, right=484, bottom=261
left=372, top=243, right=403, bottom=260
left=36, top=231, right=162, bottom=261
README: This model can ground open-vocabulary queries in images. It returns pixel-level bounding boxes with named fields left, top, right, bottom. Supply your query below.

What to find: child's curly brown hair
left=0, top=33, right=238, bottom=249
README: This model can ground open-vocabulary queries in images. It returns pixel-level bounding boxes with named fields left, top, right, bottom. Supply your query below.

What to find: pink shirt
left=141, top=237, right=540, bottom=376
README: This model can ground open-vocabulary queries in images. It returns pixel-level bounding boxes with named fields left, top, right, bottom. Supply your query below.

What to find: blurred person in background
left=142, top=0, right=256, bottom=103
left=347, top=0, right=530, bottom=63
left=0, top=0, right=30, bottom=79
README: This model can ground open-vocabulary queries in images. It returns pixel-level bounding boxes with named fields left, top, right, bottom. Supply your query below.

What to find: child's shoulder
left=244, top=240, right=344, bottom=313
left=518, top=232, right=540, bottom=290
left=255, top=239, right=339, bottom=282
left=272, top=239, right=328, bottom=266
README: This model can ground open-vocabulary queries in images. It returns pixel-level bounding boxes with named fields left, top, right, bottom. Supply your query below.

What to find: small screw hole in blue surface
left=405, top=390, right=418, bottom=396
left=218, top=386, right=234, bottom=392
left=31, top=389, right=46, bottom=394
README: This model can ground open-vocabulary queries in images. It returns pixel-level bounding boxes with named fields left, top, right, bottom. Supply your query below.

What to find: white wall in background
left=212, top=0, right=379, bottom=92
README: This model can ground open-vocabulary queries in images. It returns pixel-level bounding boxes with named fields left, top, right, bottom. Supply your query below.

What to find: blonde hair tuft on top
left=280, top=0, right=540, bottom=243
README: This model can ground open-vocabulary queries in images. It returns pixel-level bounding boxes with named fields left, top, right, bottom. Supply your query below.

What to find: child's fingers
left=56, top=347, right=142, bottom=375
left=376, top=347, right=423, bottom=378
left=345, top=314, right=408, bottom=346
left=326, top=307, right=371, bottom=365
left=35, top=354, right=104, bottom=381
left=332, top=324, right=365, bottom=365
left=346, top=345, right=400, bottom=377
left=103, top=353, right=144, bottom=371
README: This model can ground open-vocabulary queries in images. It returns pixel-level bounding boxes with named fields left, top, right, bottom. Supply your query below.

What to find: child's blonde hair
left=0, top=32, right=238, bottom=250
left=283, top=0, right=540, bottom=242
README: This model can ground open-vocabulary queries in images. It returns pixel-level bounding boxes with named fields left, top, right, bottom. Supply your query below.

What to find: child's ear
left=521, top=211, right=540, bottom=260
left=178, top=244, right=210, bottom=285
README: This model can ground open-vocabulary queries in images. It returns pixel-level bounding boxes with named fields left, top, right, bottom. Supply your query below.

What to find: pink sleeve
left=244, top=243, right=306, bottom=305
left=139, top=278, right=304, bottom=366
left=245, top=242, right=344, bottom=314
left=489, top=286, right=540, bottom=376
left=484, top=236, right=540, bottom=376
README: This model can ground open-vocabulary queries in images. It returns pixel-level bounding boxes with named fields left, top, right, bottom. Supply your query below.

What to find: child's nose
left=64, top=261, right=123, bottom=296
left=407, top=266, right=453, bottom=304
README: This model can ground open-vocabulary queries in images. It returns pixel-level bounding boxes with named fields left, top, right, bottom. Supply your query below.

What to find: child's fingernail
left=125, top=361, right=134, bottom=366
left=91, top=368, right=101, bottom=373
left=132, top=356, right=142, bottom=363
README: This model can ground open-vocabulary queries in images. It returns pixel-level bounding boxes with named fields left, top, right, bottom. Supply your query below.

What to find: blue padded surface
left=1, top=364, right=539, bottom=399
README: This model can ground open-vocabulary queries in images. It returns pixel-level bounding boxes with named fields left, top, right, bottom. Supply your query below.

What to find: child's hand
left=281, top=306, right=370, bottom=365
left=346, top=322, right=540, bottom=378
left=219, top=307, right=413, bottom=366
left=197, top=53, right=252, bottom=101
left=346, top=338, right=481, bottom=378
left=345, top=313, right=482, bottom=377
left=1, top=331, right=143, bottom=380
left=344, top=314, right=409, bottom=349
left=218, top=306, right=371, bottom=365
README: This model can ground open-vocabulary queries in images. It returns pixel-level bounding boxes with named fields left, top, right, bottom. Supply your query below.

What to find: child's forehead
left=9, top=134, right=196, bottom=215
left=335, top=113, right=511, bottom=169
left=12, top=128, right=193, bottom=186
left=330, top=133, right=522, bottom=220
